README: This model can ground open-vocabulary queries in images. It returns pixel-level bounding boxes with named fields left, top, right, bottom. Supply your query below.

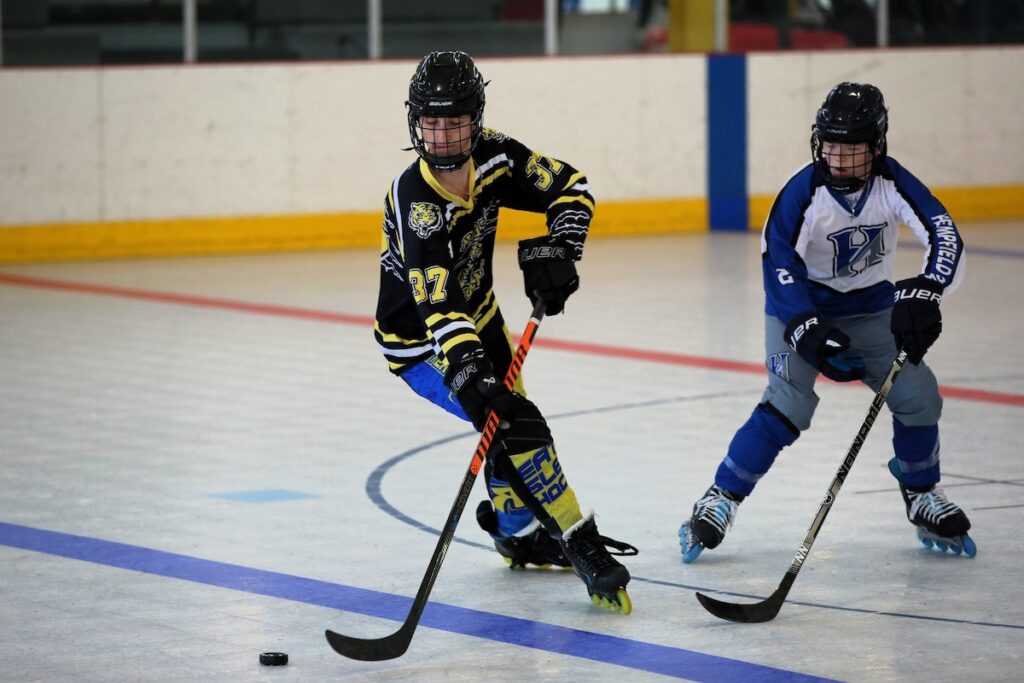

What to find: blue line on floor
left=0, top=521, right=834, bottom=683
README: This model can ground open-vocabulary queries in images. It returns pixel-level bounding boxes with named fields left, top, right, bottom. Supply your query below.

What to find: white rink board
left=3, top=49, right=1023, bottom=227
left=747, top=47, right=1024, bottom=195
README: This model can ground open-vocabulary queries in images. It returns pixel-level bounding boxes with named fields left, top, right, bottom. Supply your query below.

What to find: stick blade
left=325, top=628, right=411, bottom=661
left=695, top=589, right=785, bottom=623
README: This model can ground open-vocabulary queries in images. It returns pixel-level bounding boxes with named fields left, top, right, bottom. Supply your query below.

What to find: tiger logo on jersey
left=408, top=202, right=443, bottom=239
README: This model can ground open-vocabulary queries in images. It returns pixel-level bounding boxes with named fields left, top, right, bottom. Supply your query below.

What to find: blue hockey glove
left=784, top=312, right=866, bottom=383
left=891, top=275, right=942, bottom=364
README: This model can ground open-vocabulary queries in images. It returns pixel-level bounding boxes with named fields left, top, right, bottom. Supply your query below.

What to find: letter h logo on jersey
left=767, top=352, right=790, bottom=382
left=828, top=223, right=887, bottom=277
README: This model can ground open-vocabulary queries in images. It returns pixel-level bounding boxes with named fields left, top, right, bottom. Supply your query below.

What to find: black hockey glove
left=891, top=275, right=943, bottom=364
left=445, top=349, right=519, bottom=432
left=518, top=235, right=579, bottom=315
left=785, top=312, right=865, bottom=383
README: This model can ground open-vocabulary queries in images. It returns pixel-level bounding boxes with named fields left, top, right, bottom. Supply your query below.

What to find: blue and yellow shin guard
left=505, top=445, right=583, bottom=533
left=479, top=449, right=577, bottom=569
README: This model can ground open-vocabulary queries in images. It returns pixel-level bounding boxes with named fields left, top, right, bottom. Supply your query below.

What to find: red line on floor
left=0, top=272, right=371, bottom=325
left=3, top=271, right=1022, bottom=408
left=536, top=336, right=1024, bottom=407
left=535, top=337, right=765, bottom=374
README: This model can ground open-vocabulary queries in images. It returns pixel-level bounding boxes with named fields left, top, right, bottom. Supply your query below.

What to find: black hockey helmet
left=811, top=82, right=888, bottom=192
left=406, top=50, right=486, bottom=171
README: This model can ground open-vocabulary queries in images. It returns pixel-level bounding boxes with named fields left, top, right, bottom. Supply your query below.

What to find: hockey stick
left=326, top=298, right=548, bottom=660
left=696, top=349, right=909, bottom=623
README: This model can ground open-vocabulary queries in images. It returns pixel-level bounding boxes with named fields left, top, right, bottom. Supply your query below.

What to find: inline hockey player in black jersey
left=680, top=82, right=975, bottom=563
left=374, top=50, right=636, bottom=613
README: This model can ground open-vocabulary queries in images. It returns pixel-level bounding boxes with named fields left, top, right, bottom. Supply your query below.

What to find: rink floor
left=1, top=222, right=1022, bottom=682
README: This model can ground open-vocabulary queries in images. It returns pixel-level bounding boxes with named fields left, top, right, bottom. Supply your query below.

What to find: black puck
left=259, top=652, right=288, bottom=666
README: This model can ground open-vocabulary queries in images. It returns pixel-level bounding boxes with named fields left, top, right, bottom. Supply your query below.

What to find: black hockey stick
left=326, top=298, right=548, bottom=660
left=696, top=349, right=909, bottom=623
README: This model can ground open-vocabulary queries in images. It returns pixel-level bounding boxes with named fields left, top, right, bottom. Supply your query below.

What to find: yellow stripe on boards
left=3, top=186, right=1019, bottom=264
left=0, top=198, right=707, bottom=263
left=0, top=212, right=379, bottom=263
left=931, top=186, right=1024, bottom=222
left=498, top=197, right=708, bottom=242
left=747, top=185, right=1024, bottom=230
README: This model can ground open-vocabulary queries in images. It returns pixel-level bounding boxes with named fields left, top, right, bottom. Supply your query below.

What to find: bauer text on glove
left=445, top=349, right=519, bottom=431
left=517, top=235, right=580, bottom=315
left=891, top=275, right=942, bottom=364
left=785, top=312, right=865, bottom=382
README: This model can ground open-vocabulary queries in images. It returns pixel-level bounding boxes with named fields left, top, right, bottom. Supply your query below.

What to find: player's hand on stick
left=517, top=235, right=579, bottom=315
left=891, top=275, right=942, bottom=364
left=785, top=312, right=866, bottom=382
left=446, top=349, right=519, bottom=431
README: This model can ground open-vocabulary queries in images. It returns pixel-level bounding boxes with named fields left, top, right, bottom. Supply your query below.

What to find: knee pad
left=715, top=402, right=800, bottom=496
left=762, top=385, right=818, bottom=432
left=886, top=364, right=942, bottom=426
left=486, top=400, right=582, bottom=535
left=499, top=396, right=553, bottom=454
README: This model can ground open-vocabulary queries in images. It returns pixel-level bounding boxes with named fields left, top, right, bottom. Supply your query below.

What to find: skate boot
left=476, top=501, right=571, bottom=569
left=679, top=484, right=743, bottom=564
left=560, top=513, right=637, bottom=614
left=888, top=458, right=977, bottom=558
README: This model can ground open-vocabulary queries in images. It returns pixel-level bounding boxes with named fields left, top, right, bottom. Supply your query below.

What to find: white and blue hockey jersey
left=761, top=156, right=965, bottom=323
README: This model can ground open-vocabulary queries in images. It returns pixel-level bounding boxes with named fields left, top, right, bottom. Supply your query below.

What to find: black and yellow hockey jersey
left=375, top=127, right=594, bottom=375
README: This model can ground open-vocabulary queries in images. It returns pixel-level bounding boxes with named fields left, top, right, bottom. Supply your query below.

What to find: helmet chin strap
left=838, top=179, right=868, bottom=194
left=426, top=156, right=471, bottom=174
left=409, top=115, right=483, bottom=170
left=811, top=137, right=880, bottom=193
left=419, top=145, right=473, bottom=172
left=828, top=167, right=869, bottom=193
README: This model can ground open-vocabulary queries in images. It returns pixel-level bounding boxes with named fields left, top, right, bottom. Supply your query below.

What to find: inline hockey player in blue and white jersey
left=374, top=50, right=636, bottom=613
left=680, top=82, right=976, bottom=563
